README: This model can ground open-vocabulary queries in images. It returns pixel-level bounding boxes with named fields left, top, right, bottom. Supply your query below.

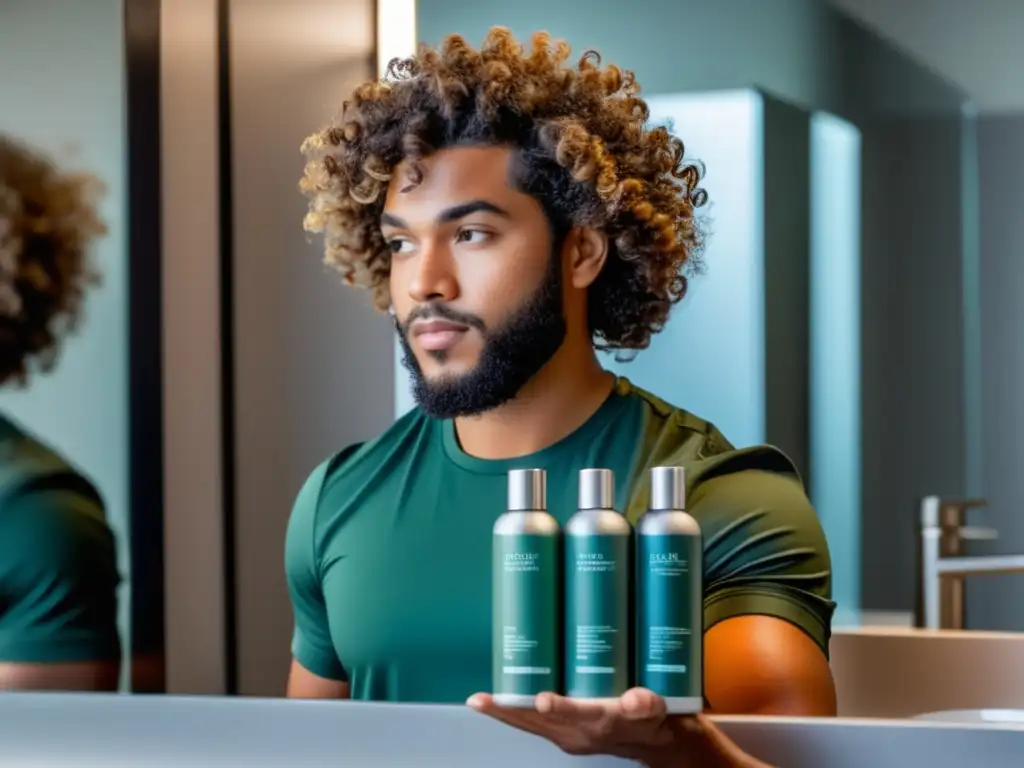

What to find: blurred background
left=1, top=0, right=1021, bottom=706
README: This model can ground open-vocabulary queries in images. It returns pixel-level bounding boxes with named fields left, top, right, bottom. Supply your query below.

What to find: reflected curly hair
left=300, top=27, right=707, bottom=351
left=0, top=136, right=104, bottom=386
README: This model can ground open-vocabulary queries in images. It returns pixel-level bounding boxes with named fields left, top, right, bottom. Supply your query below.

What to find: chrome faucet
left=916, top=496, right=1024, bottom=629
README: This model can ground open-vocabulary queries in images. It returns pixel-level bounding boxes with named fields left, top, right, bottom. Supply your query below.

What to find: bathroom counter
left=0, top=692, right=1022, bottom=767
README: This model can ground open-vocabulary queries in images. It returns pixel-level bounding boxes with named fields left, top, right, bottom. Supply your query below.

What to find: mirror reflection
left=0, top=136, right=121, bottom=691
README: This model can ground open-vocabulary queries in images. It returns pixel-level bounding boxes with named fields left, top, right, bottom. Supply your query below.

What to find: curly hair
left=299, top=27, right=707, bottom=351
left=0, top=136, right=104, bottom=386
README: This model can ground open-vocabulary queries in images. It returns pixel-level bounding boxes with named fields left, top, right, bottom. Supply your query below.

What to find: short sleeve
left=284, top=457, right=347, bottom=681
left=0, top=487, right=122, bottom=663
left=689, top=463, right=836, bottom=657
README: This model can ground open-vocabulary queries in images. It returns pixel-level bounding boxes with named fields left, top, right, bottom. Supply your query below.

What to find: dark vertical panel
left=971, top=115, right=1024, bottom=631
left=217, top=0, right=239, bottom=695
left=124, top=0, right=165, bottom=691
left=761, top=93, right=812, bottom=483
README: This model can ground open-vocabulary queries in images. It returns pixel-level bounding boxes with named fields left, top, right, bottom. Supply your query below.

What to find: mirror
left=0, top=0, right=164, bottom=692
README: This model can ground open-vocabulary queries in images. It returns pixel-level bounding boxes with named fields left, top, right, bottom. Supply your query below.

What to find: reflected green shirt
left=286, top=378, right=834, bottom=702
left=0, top=416, right=121, bottom=664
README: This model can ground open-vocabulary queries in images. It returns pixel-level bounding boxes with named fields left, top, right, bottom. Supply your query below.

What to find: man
left=289, top=28, right=836, bottom=767
left=0, top=135, right=121, bottom=691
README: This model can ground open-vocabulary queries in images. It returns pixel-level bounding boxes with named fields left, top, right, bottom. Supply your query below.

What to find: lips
left=412, top=320, right=469, bottom=352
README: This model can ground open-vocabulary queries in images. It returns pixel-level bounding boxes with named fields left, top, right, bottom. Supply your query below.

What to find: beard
left=395, top=256, right=567, bottom=420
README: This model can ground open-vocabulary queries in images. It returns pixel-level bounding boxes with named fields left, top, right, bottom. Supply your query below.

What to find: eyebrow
left=379, top=199, right=511, bottom=230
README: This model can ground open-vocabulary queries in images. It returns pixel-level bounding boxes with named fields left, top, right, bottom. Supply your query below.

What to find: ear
left=565, top=227, right=608, bottom=290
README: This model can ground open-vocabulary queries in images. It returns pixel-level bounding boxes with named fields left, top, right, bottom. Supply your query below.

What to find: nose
left=407, top=240, right=459, bottom=304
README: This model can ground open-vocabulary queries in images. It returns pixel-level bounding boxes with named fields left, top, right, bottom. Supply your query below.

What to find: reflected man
left=0, top=136, right=121, bottom=691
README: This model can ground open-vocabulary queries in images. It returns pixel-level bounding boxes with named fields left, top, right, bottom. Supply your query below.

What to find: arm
left=705, top=615, right=836, bottom=716
left=0, top=488, right=122, bottom=691
left=691, top=465, right=837, bottom=716
left=284, top=456, right=351, bottom=699
left=287, top=658, right=350, bottom=699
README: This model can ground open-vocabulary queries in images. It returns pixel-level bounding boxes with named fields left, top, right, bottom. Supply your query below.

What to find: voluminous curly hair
left=0, top=135, right=104, bottom=386
left=299, top=27, right=707, bottom=351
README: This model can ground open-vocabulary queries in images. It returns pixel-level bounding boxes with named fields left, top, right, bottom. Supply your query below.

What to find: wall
left=417, top=0, right=844, bottom=115
left=828, top=0, right=1024, bottom=114
left=161, top=0, right=228, bottom=694
left=839, top=18, right=971, bottom=614
left=227, top=0, right=384, bottom=696
left=972, top=115, right=1024, bottom=631
left=0, top=0, right=131, bottom=674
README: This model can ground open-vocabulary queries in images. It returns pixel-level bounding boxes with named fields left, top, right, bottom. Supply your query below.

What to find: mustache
left=401, top=303, right=487, bottom=333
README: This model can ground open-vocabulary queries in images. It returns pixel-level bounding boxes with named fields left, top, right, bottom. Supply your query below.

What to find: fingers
left=466, top=693, right=494, bottom=712
left=619, top=687, right=667, bottom=720
left=535, top=692, right=608, bottom=722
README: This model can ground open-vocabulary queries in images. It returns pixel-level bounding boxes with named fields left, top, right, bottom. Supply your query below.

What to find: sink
left=830, top=627, right=1024, bottom=718
left=915, top=709, right=1024, bottom=726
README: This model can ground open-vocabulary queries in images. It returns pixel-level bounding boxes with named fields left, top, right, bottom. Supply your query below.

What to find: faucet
left=916, top=496, right=1024, bottom=629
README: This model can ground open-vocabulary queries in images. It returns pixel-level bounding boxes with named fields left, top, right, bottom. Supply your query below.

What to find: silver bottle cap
left=578, top=468, right=614, bottom=510
left=508, top=468, right=547, bottom=511
left=650, top=466, right=686, bottom=510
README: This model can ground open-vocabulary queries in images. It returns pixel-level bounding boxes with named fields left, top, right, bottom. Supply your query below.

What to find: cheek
left=388, top=261, right=413, bottom=315
left=460, top=247, right=546, bottom=317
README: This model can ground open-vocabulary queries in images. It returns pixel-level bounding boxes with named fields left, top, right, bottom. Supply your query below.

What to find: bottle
left=565, top=468, right=632, bottom=700
left=635, top=466, right=703, bottom=714
left=492, top=468, right=562, bottom=707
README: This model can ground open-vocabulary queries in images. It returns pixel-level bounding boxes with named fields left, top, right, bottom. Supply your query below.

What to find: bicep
left=692, top=468, right=836, bottom=656
left=688, top=466, right=837, bottom=715
left=286, top=658, right=350, bottom=699
left=704, top=615, right=836, bottom=716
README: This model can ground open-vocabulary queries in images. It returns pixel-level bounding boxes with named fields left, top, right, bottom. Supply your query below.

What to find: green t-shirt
left=286, top=377, right=834, bottom=703
left=0, top=415, right=121, bottom=664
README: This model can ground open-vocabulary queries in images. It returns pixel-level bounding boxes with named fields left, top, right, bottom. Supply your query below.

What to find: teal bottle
left=636, top=466, right=704, bottom=714
left=492, top=468, right=562, bottom=707
left=565, top=468, right=632, bottom=699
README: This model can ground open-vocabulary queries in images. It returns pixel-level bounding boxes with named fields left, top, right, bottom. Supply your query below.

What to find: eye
left=455, top=228, right=491, bottom=245
left=387, top=237, right=415, bottom=255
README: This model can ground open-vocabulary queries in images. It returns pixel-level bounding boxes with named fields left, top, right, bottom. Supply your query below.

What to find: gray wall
left=418, top=0, right=845, bottom=115
left=0, top=0, right=131, bottom=677
left=227, top=0, right=384, bottom=696
left=971, top=115, right=1024, bottom=631
left=839, top=19, right=970, bottom=613
left=829, top=0, right=1024, bottom=114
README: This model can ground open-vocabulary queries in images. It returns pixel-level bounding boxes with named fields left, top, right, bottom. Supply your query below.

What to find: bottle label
left=492, top=533, right=560, bottom=697
left=565, top=534, right=631, bottom=698
left=636, top=533, right=703, bottom=700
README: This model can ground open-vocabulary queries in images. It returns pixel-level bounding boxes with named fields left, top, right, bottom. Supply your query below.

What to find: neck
left=452, top=342, right=615, bottom=460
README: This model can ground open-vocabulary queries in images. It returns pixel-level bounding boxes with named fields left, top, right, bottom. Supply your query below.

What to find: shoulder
left=286, top=408, right=434, bottom=556
left=0, top=426, right=111, bottom=549
left=618, top=377, right=805, bottom=500
left=295, top=407, right=433, bottom=512
left=0, top=423, right=106, bottom=511
left=621, top=380, right=833, bottom=642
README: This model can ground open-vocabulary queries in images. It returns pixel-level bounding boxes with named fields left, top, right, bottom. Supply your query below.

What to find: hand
left=466, top=687, right=762, bottom=768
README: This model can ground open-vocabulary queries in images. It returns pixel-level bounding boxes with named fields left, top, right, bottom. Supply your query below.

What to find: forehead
left=383, top=145, right=518, bottom=216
